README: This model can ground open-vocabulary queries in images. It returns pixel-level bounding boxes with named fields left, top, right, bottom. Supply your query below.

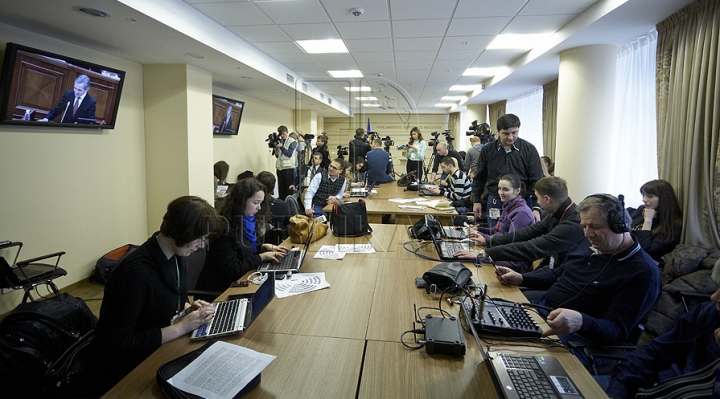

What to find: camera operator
left=403, top=127, right=427, bottom=180
left=313, top=134, right=331, bottom=169
left=273, top=125, right=297, bottom=200
left=430, top=141, right=465, bottom=183
left=348, top=127, right=371, bottom=161
left=472, top=114, right=544, bottom=228
left=365, top=138, right=394, bottom=184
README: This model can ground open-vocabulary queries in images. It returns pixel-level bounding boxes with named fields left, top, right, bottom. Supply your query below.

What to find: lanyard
left=559, top=201, right=574, bottom=223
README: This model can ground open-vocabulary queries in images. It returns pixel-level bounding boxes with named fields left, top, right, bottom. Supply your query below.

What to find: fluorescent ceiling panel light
left=296, top=39, right=348, bottom=54
left=462, top=67, right=505, bottom=77
left=435, top=103, right=455, bottom=108
left=355, top=97, right=377, bottom=101
left=449, top=85, right=483, bottom=92
left=344, top=86, right=372, bottom=92
left=487, top=34, right=552, bottom=50
left=441, top=96, right=466, bottom=101
left=328, top=70, right=363, bottom=78
left=362, top=103, right=381, bottom=107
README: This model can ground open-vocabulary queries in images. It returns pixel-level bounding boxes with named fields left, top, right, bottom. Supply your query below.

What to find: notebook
left=350, top=181, right=376, bottom=197
left=256, top=220, right=314, bottom=273
left=461, top=293, right=585, bottom=399
left=190, top=272, right=275, bottom=341
left=427, top=216, right=471, bottom=260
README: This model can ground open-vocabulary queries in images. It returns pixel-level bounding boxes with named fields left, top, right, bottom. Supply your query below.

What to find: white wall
left=0, top=23, right=148, bottom=314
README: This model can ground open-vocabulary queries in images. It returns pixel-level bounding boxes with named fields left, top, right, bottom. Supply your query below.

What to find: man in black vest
left=303, top=158, right=347, bottom=217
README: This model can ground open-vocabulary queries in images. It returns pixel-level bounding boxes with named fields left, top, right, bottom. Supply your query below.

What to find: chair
left=285, top=194, right=301, bottom=215
left=0, top=241, right=67, bottom=303
left=184, top=250, right=222, bottom=302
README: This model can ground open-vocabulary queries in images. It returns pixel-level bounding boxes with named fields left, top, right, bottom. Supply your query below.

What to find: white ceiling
left=0, top=0, right=694, bottom=118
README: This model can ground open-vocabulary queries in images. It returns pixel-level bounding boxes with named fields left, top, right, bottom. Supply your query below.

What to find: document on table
left=313, top=245, right=346, bottom=260
left=389, top=198, right=417, bottom=203
left=275, top=272, right=330, bottom=298
left=169, top=341, right=275, bottom=399
left=399, top=205, right=425, bottom=210
left=337, top=243, right=375, bottom=253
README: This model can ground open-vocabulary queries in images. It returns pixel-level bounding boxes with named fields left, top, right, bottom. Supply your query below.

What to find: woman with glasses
left=196, top=178, right=288, bottom=302
left=85, top=196, right=226, bottom=394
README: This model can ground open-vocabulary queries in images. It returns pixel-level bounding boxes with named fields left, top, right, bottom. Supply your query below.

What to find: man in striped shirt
left=429, top=157, right=472, bottom=212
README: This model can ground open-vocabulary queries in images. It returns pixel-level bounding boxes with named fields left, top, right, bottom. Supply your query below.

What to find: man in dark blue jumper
left=495, top=194, right=662, bottom=348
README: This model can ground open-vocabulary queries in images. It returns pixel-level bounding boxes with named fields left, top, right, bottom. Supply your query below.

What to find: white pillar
left=555, top=45, right=617, bottom=201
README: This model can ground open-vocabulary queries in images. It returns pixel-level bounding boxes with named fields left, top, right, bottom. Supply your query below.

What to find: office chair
left=184, top=250, right=223, bottom=303
left=0, top=241, right=67, bottom=303
left=285, top=195, right=301, bottom=215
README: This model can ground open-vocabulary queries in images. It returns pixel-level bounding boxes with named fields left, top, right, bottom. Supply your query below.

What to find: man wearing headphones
left=494, top=194, right=662, bottom=351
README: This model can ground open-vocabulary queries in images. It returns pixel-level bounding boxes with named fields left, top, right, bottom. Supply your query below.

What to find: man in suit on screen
left=39, top=74, right=96, bottom=124
left=218, top=105, right=234, bottom=133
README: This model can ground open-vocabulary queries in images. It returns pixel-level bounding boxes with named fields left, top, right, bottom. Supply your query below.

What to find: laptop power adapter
left=424, top=315, right=466, bottom=357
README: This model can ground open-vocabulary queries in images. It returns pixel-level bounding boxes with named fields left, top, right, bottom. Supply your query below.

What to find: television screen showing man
left=218, top=105, right=234, bottom=133
left=38, top=74, right=96, bottom=124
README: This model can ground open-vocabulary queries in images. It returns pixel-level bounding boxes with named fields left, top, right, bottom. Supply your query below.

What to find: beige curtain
left=488, top=101, right=506, bottom=131
left=448, top=112, right=460, bottom=142
left=656, top=0, right=720, bottom=247
left=542, top=79, right=558, bottom=161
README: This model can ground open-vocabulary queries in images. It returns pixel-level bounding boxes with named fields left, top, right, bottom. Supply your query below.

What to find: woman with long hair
left=196, top=178, right=287, bottom=301
left=405, top=127, right=426, bottom=180
left=628, top=179, right=683, bottom=261
left=350, top=156, right=367, bottom=187
left=455, top=174, right=536, bottom=272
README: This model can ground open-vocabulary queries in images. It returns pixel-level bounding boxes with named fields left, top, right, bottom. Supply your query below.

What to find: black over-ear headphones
left=586, top=194, right=631, bottom=234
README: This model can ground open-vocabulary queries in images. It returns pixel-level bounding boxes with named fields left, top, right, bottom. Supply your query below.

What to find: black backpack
left=0, top=293, right=97, bottom=398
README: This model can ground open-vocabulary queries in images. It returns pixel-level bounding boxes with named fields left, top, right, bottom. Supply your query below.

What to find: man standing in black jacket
left=348, top=128, right=371, bottom=161
left=313, top=134, right=331, bottom=169
left=472, top=114, right=544, bottom=227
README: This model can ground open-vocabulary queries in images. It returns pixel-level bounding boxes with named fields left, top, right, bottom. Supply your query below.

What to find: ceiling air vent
left=328, top=98, right=332, bottom=105
left=286, top=73, right=294, bottom=84
left=302, top=82, right=308, bottom=92
left=320, top=93, right=324, bottom=100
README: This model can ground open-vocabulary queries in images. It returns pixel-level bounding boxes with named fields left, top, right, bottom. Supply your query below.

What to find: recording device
left=336, top=145, right=349, bottom=158
left=382, top=135, right=394, bottom=148
left=368, top=131, right=380, bottom=142
left=266, top=132, right=281, bottom=148
left=428, top=130, right=451, bottom=147
left=466, top=120, right=494, bottom=144
left=302, top=133, right=314, bottom=146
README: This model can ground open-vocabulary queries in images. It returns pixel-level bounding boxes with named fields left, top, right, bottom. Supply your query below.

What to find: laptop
left=350, top=181, right=376, bottom=197
left=426, top=216, right=471, bottom=260
left=461, top=296, right=585, bottom=399
left=190, top=273, right=276, bottom=341
left=420, top=184, right=442, bottom=197
left=430, top=215, right=467, bottom=239
left=256, top=220, right=314, bottom=273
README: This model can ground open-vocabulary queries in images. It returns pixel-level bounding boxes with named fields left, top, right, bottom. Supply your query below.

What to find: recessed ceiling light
left=449, top=85, right=483, bottom=92
left=362, top=103, right=381, bottom=107
left=434, top=103, right=455, bottom=108
left=487, top=33, right=552, bottom=50
left=74, top=7, right=111, bottom=18
left=343, top=86, right=371, bottom=92
left=462, top=67, right=505, bottom=77
left=441, top=96, right=467, bottom=101
left=328, top=70, right=363, bottom=78
left=185, top=53, right=206, bottom=59
left=296, top=39, right=348, bottom=54
left=355, top=97, right=377, bottom=101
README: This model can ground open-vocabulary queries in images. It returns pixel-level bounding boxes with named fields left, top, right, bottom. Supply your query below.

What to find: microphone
left=60, top=100, right=71, bottom=123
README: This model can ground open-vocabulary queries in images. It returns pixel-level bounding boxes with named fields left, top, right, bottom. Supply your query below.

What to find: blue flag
left=367, top=118, right=371, bottom=133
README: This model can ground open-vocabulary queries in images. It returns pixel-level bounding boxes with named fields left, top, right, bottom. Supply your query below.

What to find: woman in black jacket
left=196, top=178, right=287, bottom=301
left=627, top=179, right=683, bottom=261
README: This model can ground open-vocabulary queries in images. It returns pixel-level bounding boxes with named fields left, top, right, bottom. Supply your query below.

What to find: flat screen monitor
left=212, top=95, right=244, bottom=135
left=0, top=42, right=126, bottom=129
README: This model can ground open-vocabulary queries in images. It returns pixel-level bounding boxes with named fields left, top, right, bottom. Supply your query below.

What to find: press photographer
left=273, top=125, right=297, bottom=199
left=313, top=134, right=330, bottom=169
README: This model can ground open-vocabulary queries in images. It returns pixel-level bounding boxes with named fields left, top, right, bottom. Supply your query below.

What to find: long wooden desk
left=103, top=224, right=607, bottom=399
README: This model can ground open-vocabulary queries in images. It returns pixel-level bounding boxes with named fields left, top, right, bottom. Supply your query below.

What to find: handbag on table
left=330, top=199, right=373, bottom=237
left=288, top=214, right=327, bottom=244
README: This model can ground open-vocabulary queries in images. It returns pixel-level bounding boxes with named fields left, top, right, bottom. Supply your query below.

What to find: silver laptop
left=461, top=295, right=585, bottom=399
left=256, top=220, right=315, bottom=273
left=426, top=216, right=470, bottom=260
left=350, top=181, right=376, bottom=197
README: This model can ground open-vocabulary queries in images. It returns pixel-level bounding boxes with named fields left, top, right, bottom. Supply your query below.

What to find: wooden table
left=102, top=225, right=607, bottom=399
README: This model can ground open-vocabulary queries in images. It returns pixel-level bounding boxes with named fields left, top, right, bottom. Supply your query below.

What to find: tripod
left=383, top=146, right=396, bottom=179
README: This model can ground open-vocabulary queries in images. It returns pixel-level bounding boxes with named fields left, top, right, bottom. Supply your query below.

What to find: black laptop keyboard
left=500, top=354, right=559, bottom=399
left=194, top=300, right=241, bottom=337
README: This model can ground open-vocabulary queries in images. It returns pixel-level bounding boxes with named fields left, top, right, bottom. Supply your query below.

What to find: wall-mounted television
left=0, top=42, right=126, bottom=129
left=212, top=94, right=244, bottom=135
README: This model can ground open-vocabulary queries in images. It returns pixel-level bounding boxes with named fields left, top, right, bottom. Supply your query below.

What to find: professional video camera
left=266, top=132, right=281, bottom=148
left=368, top=131, right=380, bottom=142
left=466, top=120, right=494, bottom=144
left=336, top=145, right=349, bottom=159
left=382, top=136, right=394, bottom=148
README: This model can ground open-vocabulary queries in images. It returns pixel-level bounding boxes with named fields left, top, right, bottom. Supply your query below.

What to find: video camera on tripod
left=265, top=132, right=281, bottom=148
left=466, top=120, right=494, bottom=144
left=428, top=130, right=452, bottom=147
left=336, top=145, right=349, bottom=158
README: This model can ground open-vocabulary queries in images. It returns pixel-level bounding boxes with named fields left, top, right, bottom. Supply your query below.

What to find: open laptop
left=350, top=181, right=376, bottom=197
left=420, top=184, right=442, bottom=196
left=426, top=216, right=471, bottom=260
left=430, top=214, right=467, bottom=239
left=461, top=295, right=585, bottom=399
left=190, top=274, right=275, bottom=341
left=256, top=220, right=314, bottom=273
